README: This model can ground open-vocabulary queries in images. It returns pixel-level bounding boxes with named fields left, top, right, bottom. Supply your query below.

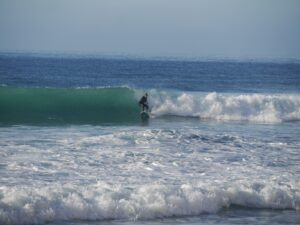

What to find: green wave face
left=0, top=87, right=140, bottom=125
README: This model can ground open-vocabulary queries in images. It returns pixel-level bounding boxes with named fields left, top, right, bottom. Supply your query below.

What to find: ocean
left=0, top=53, right=300, bottom=225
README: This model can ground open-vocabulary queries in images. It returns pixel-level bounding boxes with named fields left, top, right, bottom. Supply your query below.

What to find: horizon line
left=1, top=50, right=300, bottom=64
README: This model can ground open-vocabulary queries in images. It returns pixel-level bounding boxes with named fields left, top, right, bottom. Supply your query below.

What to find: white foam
left=150, top=91, right=300, bottom=123
left=1, top=124, right=299, bottom=224
left=0, top=182, right=299, bottom=225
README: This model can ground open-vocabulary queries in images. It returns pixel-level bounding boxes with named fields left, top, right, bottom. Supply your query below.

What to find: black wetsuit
left=139, top=96, right=148, bottom=111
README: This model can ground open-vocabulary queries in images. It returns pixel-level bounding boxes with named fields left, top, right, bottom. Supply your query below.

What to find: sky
left=0, top=0, right=300, bottom=59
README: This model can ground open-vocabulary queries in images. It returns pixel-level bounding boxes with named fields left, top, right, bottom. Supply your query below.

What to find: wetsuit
left=139, top=96, right=149, bottom=111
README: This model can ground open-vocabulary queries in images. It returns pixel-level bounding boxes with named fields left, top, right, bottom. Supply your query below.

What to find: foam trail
left=150, top=92, right=300, bottom=123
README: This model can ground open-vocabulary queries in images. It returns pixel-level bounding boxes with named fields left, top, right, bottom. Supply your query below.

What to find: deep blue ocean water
left=0, top=53, right=300, bottom=225
left=1, top=54, right=300, bottom=93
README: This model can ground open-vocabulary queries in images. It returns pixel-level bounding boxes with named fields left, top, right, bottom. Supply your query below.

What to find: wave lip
left=0, top=182, right=299, bottom=225
left=151, top=92, right=300, bottom=123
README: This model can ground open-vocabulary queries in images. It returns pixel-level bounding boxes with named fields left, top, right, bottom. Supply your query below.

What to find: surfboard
left=140, top=111, right=150, bottom=120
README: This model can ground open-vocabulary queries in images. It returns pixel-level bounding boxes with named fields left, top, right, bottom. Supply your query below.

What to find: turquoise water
left=0, top=54, right=300, bottom=225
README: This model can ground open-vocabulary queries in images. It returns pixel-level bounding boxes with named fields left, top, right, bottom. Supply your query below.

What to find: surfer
left=139, top=93, right=149, bottom=112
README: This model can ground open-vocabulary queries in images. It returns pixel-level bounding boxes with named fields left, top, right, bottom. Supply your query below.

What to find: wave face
left=0, top=87, right=140, bottom=125
left=150, top=91, right=300, bottom=123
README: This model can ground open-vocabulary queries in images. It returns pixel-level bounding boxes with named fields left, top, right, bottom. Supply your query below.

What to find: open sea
left=0, top=53, right=300, bottom=225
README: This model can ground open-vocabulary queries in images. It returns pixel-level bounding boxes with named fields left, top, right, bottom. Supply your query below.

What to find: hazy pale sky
left=0, top=0, right=300, bottom=59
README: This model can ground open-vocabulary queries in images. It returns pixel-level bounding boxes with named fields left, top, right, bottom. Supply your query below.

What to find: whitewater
left=0, top=54, right=300, bottom=225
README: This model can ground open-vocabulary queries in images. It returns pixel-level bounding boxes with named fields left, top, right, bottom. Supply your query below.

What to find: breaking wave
left=1, top=86, right=300, bottom=125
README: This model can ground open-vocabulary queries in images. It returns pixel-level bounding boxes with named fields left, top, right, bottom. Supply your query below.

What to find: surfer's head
left=145, top=93, right=148, bottom=97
